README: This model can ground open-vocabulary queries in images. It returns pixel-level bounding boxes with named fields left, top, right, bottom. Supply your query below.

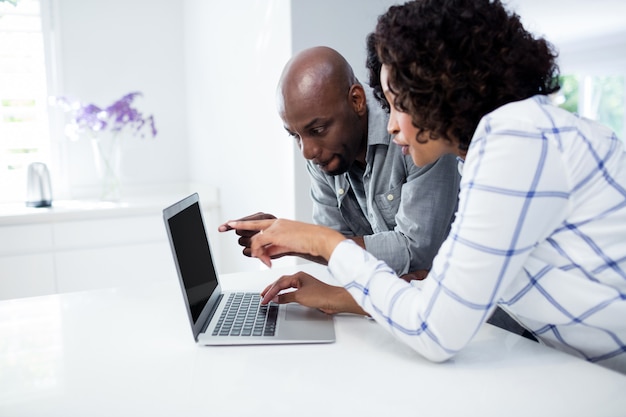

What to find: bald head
left=277, top=46, right=359, bottom=114
left=276, top=46, right=369, bottom=175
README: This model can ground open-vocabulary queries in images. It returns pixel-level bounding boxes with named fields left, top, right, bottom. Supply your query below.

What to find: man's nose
left=300, top=137, right=319, bottom=160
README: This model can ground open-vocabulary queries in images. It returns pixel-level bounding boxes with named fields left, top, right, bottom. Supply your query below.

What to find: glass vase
left=91, top=132, right=122, bottom=201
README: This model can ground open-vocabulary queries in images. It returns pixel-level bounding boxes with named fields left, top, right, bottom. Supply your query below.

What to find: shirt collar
left=456, top=156, right=464, bottom=176
left=364, top=85, right=392, bottom=148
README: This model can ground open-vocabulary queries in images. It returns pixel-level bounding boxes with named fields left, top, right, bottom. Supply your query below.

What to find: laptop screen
left=167, top=201, right=218, bottom=322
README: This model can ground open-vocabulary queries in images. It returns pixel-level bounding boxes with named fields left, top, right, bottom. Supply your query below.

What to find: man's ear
left=349, top=84, right=367, bottom=116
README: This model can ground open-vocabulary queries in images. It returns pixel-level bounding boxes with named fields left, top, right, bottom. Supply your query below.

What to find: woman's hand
left=261, top=271, right=368, bottom=316
left=227, top=218, right=345, bottom=268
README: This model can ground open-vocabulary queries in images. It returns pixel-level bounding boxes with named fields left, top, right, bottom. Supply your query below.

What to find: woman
left=228, top=0, right=626, bottom=373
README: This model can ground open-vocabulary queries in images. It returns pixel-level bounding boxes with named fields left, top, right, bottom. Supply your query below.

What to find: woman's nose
left=387, top=114, right=399, bottom=135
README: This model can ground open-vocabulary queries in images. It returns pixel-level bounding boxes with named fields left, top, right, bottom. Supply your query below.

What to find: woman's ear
left=349, top=84, right=367, bottom=116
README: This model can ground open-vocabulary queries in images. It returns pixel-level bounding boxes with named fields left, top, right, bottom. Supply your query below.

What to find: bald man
left=220, top=46, right=460, bottom=280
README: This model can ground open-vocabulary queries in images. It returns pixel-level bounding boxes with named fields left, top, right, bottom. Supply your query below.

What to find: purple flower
left=53, top=91, right=158, bottom=140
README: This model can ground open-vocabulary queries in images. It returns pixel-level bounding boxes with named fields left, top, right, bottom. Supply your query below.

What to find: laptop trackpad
left=285, top=304, right=328, bottom=321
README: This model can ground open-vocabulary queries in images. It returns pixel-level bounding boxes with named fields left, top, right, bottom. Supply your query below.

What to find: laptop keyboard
left=212, top=293, right=279, bottom=337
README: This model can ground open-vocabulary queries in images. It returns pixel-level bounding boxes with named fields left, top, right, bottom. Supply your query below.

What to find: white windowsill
left=0, top=184, right=219, bottom=226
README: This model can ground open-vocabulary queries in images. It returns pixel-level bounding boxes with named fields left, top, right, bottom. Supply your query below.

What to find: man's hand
left=222, top=217, right=340, bottom=266
left=261, top=271, right=368, bottom=316
left=400, top=269, right=429, bottom=282
left=228, top=219, right=345, bottom=268
left=218, top=212, right=276, bottom=257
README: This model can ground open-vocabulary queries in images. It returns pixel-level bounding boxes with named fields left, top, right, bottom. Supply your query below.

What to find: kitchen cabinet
left=0, top=192, right=219, bottom=300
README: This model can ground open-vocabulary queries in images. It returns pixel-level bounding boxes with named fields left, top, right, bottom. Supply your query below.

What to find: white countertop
left=0, top=263, right=624, bottom=417
left=0, top=190, right=219, bottom=225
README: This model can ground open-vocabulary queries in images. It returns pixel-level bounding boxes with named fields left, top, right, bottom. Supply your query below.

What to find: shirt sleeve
left=328, top=114, right=570, bottom=362
left=363, top=153, right=460, bottom=274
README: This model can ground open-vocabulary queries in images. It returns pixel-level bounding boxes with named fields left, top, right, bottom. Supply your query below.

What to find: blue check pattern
left=328, top=96, right=626, bottom=373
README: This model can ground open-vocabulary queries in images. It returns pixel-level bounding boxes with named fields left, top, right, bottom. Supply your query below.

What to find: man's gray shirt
left=307, top=87, right=460, bottom=275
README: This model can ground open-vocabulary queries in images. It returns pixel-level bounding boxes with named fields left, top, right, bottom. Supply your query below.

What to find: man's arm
left=363, top=153, right=461, bottom=275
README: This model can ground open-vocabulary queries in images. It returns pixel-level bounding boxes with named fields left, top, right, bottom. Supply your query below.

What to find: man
left=219, top=46, right=460, bottom=279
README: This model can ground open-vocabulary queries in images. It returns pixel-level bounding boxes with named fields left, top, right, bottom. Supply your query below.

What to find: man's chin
left=323, top=166, right=349, bottom=176
left=317, top=156, right=349, bottom=176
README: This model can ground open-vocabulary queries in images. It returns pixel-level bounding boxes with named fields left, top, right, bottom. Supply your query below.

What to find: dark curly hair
left=368, top=0, right=560, bottom=151
left=366, top=32, right=389, bottom=113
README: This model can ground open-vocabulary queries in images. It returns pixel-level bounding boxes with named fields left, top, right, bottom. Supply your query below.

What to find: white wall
left=290, top=0, right=398, bottom=83
left=183, top=0, right=294, bottom=273
left=556, top=32, right=626, bottom=75
left=53, top=0, right=188, bottom=199
left=508, top=0, right=626, bottom=75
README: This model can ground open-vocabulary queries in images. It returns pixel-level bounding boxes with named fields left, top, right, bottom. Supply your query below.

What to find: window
left=554, top=74, right=626, bottom=141
left=0, top=0, right=51, bottom=203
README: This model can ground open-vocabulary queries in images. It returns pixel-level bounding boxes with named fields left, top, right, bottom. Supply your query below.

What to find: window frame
left=0, top=0, right=64, bottom=204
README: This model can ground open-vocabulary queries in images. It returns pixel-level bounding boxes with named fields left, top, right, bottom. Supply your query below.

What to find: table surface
left=1, top=263, right=625, bottom=417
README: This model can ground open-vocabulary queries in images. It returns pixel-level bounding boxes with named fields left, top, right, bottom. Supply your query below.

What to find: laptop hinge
left=201, top=293, right=223, bottom=334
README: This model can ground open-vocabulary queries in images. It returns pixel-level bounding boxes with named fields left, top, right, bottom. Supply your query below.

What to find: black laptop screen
left=168, top=202, right=218, bottom=322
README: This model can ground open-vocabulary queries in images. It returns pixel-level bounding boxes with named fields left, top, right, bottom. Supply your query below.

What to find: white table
left=1, top=263, right=625, bottom=417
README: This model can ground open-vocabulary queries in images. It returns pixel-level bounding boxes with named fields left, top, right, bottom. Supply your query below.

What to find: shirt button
left=338, top=188, right=345, bottom=195
left=387, top=194, right=394, bottom=201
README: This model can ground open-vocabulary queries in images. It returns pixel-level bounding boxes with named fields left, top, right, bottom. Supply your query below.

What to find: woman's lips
left=393, top=138, right=409, bottom=155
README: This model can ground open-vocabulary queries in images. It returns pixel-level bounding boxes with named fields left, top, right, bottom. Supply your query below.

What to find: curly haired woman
left=228, top=0, right=626, bottom=373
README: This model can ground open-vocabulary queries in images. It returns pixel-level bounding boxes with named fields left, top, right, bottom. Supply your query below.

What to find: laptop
left=163, top=193, right=335, bottom=345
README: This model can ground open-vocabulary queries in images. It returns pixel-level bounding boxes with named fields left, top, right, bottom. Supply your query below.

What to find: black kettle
left=26, top=162, right=52, bottom=207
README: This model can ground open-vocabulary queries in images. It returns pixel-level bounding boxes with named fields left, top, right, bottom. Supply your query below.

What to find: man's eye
left=311, top=127, right=325, bottom=135
left=288, top=132, right=301, bottom=144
